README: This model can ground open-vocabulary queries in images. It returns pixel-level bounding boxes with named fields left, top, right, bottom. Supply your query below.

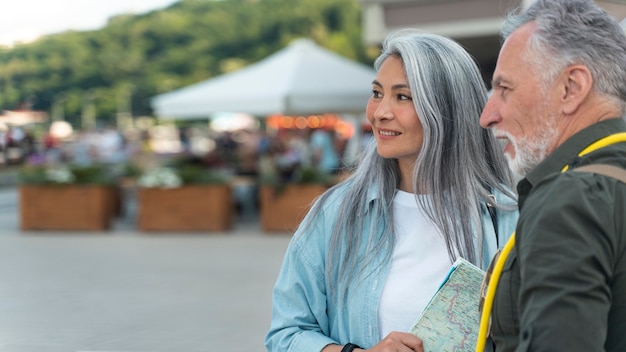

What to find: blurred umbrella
left=210, top=112, right=259, bottom=132
left=151, top=39, right=375, bottom=118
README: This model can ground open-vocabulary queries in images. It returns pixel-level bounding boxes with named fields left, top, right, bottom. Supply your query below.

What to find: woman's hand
left=365, top=331, right=424, bottom=352
left=322, top=332, right=424, bottom=352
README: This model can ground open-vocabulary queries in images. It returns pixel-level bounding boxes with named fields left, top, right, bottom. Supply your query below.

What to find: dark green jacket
left=492, top=118, right=626, bottom=352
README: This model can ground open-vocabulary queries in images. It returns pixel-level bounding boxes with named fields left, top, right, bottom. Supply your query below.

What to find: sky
left=0, top=0, right=180, bottom=47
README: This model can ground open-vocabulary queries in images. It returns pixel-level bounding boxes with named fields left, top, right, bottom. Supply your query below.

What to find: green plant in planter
left=262, top=165, right=333, bottom=185
left=176, top=164, right=229, bottom=185
left=296, top=166, right=333, bottom=185
left=261, top=165, right=334, bottom=197
left=18, top=163, right=116, bottom=185
left=137, top=158, right=229, bottom=189
left=136, top=167, right=182, bottom=188
left=120, top=162, right=143, bottom=179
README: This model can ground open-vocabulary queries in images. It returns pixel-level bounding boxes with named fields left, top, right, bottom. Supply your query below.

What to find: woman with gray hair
left=265, top=30, right=518, bottom=352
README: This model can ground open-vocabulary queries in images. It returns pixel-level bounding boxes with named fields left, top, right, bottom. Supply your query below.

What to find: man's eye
left=496, top=84, right=509, bottom=91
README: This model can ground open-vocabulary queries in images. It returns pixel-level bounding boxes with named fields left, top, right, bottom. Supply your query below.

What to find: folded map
left=408, top=257, right=485, bottom=352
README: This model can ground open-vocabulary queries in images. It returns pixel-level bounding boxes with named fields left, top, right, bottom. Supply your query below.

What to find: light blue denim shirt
left=265, top=184, right=518, bottom=352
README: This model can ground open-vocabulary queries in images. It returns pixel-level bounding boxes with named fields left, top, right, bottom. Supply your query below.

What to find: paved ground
left=0, top=186, right=292, bottom=352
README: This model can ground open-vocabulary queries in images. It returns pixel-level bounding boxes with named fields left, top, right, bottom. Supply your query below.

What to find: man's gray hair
left=502, top=0, right=626, bottom=110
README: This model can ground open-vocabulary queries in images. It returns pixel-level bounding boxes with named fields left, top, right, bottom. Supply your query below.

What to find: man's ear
left=560, top=64, right=592, bottom=115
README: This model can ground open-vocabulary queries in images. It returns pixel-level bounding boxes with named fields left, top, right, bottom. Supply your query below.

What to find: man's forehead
left=492, top=24, right=536, bottom=80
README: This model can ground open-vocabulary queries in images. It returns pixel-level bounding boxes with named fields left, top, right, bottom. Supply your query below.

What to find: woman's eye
left=398, top=94, right=412, bottom=101
left=371, top=90, right=382, bottom=98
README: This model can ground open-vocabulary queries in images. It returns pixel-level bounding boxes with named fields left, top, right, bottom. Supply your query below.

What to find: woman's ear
left=560, top=64, right=592, bottom=115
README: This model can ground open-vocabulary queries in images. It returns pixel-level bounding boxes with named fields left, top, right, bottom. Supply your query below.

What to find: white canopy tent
left=150, top=38, right=376, bottom=118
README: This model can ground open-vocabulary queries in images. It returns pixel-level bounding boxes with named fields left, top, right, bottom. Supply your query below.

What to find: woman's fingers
left=372, top=331, right=424, bottom=352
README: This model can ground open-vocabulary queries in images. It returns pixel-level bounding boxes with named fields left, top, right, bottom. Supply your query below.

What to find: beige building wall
left=359, top=0, right=626, bottom=85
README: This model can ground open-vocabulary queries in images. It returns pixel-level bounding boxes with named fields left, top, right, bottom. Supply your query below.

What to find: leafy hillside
left=0, top=0, right=372, bottom=127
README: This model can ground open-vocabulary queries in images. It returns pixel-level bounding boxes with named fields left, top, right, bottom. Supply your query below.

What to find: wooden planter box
left=260, top=184, right=328, bottom=233
left=137, top=185, right=233, bottom=232
left=20, top=185, right=117, bottom=231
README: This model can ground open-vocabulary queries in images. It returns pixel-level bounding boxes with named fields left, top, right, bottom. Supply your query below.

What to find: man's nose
left=480, top=98, right=500, bottom=128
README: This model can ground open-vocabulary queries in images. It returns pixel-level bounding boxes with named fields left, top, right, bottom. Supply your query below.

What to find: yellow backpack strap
left=573, top=164, right=626, bottom=184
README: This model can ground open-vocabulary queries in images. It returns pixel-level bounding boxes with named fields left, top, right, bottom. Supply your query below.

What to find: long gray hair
left=299, top=30, right=515, bottom=298
left=502, top=0, right=626, bottom=112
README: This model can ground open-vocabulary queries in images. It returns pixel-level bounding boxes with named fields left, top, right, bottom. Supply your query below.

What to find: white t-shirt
left=378, top=190, right=454, bottom=337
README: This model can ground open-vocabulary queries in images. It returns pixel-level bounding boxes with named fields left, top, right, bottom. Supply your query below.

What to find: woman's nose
left=373, top=99, right=393, bottom=120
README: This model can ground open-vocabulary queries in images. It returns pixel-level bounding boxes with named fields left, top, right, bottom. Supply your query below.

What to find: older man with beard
left=478, top=0, right=626, bottom=351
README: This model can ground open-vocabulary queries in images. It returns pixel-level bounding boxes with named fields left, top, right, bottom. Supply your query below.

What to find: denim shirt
left=265, top=184, right=518, bottom=352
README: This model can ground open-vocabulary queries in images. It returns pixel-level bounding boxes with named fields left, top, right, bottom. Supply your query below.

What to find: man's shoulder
left=526, top=167, right=626, bottom=214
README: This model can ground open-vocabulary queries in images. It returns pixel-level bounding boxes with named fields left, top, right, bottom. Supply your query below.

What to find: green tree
left=0, top=0, right=373, bottom=129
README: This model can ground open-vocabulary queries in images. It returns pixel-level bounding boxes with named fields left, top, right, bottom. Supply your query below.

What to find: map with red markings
left=408, top=257, right=485, bottom=352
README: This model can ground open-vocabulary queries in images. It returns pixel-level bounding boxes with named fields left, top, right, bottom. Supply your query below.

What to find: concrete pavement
left=0, top=187, right=292, bottom=352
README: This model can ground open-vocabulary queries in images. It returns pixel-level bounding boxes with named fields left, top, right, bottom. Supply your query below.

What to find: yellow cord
left=561, top=132, right=626, bottom=172
left=476, top=132, right=626, bottom=352
left=475, top=232, right=515, bottom=352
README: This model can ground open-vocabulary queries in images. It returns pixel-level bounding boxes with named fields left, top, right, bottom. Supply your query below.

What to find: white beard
left=507, top=108, right=559, bottom=177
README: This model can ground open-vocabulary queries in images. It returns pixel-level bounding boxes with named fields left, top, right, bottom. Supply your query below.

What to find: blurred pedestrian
left=310, top=126, right=340, bottom=174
